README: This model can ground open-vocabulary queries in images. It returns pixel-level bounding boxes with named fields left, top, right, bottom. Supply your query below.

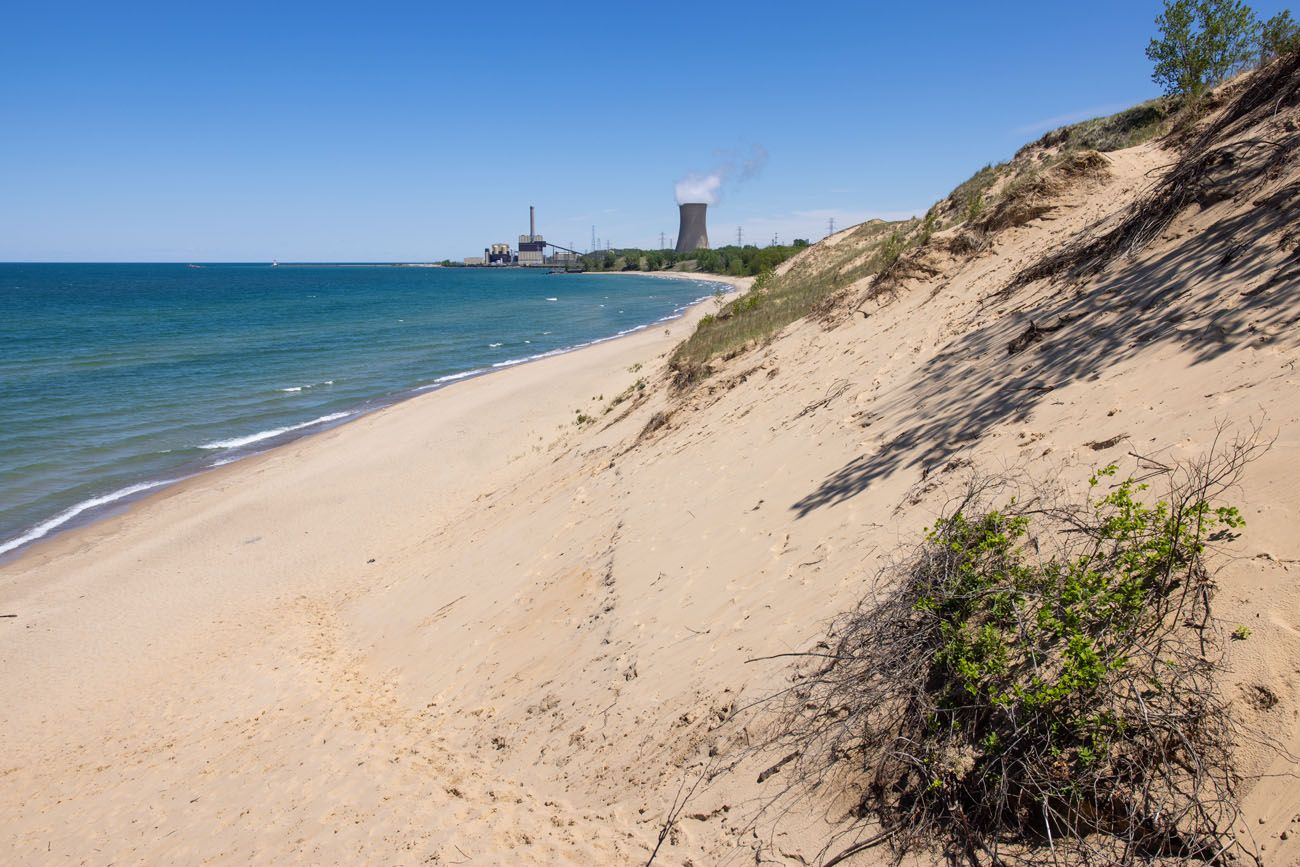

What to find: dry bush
left=758, top=433, right=1267, bottom=866
left=945, top=229, right=992, bottom=258
left=1057, top=149, right=1111, bottom=178
left=975, top=153, right=1110, bottom=235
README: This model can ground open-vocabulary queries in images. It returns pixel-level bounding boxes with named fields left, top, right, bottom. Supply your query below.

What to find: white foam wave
left=491, top=346, right=571, bottom=369
left=546, top=297, right=558, bottom=302
left=279, top=380, right=334, bottom=393
left=488, top=342, right=502, bottom=348
left=0, top=477, right=182, bottom=557
left=200, top=412, right=351, bottom=450
left=421, top=368, right=488, bottom=389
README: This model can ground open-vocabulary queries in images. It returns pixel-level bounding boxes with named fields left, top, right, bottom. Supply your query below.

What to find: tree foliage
left=1259, top=9, right=1300, bottom=61
left=580, top=243, right=806, bottom=277
left=1146, top=0, right=1260, bottom=98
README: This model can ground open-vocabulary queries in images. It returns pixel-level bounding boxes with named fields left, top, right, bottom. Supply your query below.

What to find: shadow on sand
left=792, top=178, right=1300, bottom=518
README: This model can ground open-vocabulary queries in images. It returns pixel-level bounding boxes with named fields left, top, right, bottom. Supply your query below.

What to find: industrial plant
left=461, top=195, right=714, bottom=266
left=463, top=206, right=582, bottom=268
left=674, top=203, right=709, bottom=253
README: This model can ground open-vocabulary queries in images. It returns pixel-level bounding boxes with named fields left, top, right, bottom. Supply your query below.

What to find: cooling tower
left=675, top=203, right=709, bottom=253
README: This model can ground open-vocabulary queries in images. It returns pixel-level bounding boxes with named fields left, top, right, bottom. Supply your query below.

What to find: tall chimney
left=674, top=203, right=709, bottom=253
left=530, top=205, right=535, bottom=241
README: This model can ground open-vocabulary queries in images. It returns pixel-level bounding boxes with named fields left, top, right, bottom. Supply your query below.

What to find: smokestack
left=530, top=205, right=535, bottom=241
left=675, top=203, right=709, bottom=253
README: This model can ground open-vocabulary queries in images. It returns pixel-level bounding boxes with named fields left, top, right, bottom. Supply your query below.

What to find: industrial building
left=465, top=206, right=583, bottom=268
left=675, top=203, right=709, bottom=253
left=517, top=206, right=545, bottom=266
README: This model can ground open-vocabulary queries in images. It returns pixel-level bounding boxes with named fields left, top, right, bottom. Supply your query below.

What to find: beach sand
left=0, top=275, right=747, bottom=864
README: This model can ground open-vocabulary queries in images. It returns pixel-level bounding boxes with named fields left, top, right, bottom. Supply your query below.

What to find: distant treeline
left=580, top=240, right=810, bottom=276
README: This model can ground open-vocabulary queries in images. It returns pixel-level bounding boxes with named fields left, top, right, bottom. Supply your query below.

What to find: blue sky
left=2, top=0, right=1291, bottom=262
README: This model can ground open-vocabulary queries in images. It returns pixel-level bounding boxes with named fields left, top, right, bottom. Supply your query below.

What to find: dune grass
left=1026, top=99, right=1172, bottom=155
left=668, top=220, right=913, bottom=388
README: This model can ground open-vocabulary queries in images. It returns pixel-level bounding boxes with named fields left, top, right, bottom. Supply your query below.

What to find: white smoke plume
left=674, top=173, right=723, bottom=205
left=674, top=143, right=768, bottom=205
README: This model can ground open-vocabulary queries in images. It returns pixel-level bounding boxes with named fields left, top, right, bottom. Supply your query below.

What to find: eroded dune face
left=3, top=61, right=1300, bottom=866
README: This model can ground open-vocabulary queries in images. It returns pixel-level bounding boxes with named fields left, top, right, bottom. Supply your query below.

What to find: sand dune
left=4, top=66, right=1300, bottom=865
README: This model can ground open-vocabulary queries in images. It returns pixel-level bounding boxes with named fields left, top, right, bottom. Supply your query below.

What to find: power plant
left=674, top=203, right=709, bottom=253
left=461, top=200, right=712, bottom=265
left=517, top=205, right=546, bottom=266
left=464, top=206, right=583, bottom=268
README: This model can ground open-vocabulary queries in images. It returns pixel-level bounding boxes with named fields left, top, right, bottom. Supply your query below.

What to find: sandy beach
left=0, top=271, right=751, bottom=864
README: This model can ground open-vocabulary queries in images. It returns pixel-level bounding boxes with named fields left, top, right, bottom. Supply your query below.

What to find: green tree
left=1259, top=9, right=1300, bottom=60
left=1146, top=0, right=1260, bottom=99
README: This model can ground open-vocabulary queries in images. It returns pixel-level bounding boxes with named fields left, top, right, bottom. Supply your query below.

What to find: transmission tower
left=827, top=217, right=835, bottom=237
left=659, top=232, right=666, bottom=250
left=737, top=226, right=743, bottom=246
left=591, top=226, right=596, bottom=253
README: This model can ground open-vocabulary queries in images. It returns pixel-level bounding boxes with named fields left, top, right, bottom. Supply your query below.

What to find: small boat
left=271, top=259, right=279, bottom=267
left=187, top=263, right=204, bottom=269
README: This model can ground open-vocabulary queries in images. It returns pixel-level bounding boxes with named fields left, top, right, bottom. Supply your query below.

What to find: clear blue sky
left=2, top=0, right=1290, bottom=262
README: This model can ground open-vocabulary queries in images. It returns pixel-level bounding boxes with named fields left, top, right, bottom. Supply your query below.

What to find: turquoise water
left=0, top=264, right=721, bottom=557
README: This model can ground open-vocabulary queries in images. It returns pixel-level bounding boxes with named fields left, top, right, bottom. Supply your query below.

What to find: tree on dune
left=1147, top=0, right=1260, bottom=98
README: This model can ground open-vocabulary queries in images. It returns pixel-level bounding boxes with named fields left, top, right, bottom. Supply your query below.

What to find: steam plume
left=675, top=173, right=723, bottom=205
left=674, top=143, right=768, bottom=204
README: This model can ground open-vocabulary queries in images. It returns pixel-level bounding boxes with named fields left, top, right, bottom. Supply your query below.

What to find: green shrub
left=764, top=440, right=1264, bottom=866
left=947, top=162, right=1006, bottom=220
left=918, top=208, right=940, bottom=246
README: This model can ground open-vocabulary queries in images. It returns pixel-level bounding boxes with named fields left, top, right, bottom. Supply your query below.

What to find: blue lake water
left=0, top=264, right=722, bottom=557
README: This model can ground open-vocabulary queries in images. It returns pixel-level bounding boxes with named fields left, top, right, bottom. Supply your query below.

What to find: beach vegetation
left=918, top=208, right=940, bottom=246
left=1147, top=0, right=1260, bottom=99
left=759, top=438, right=1264, bottom=866
left=945, top=162, right=1007, bottom=226
left=1259, top=9, right=1300, bottom=60
left=667, top=219, right=913, bottom=388
left=580, top=243, right=806, bottom=278
left=1026, top=100, right=1172, bottom=154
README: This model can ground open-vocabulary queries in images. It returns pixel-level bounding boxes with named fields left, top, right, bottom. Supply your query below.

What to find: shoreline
left=0, top=271, right=742, bottom=570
